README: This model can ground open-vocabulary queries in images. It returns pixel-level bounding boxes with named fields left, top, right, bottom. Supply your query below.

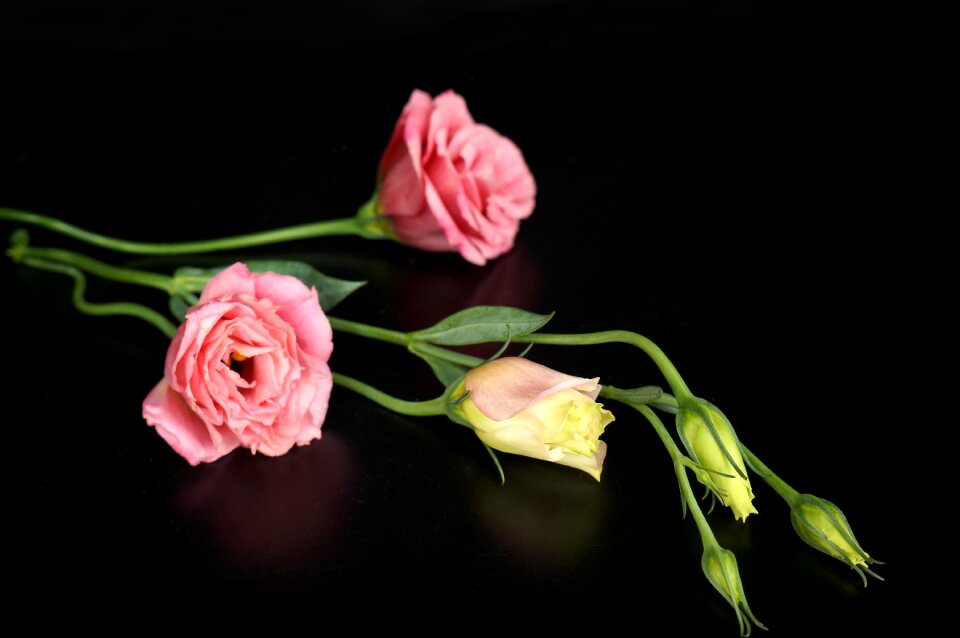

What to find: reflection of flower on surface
left=398, top=241, right=540, bottom=333
left=176, top=432, right=355, bottom=570
left=472, top=463, right=605, bottom=567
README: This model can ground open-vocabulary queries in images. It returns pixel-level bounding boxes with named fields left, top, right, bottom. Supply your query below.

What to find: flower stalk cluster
left=2, top=88, right=880, bottom=635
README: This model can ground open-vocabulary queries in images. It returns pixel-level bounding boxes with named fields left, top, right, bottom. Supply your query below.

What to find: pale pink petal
left=377, top=90, right=534, bottom=265
left=142, top=379, right=240, bottom=465
left=199, top=263, right=256, bottom=303
left=254, top=272, right=333, bottom=361
left=465, top=357, right=599, bottom=422
left=423, top=178, right=486, bottom=265
left=379, top=153, right=425, bottom=217
left=401, top=90, right=434, bottom=179
left=378, top=89, right=433, bottom=181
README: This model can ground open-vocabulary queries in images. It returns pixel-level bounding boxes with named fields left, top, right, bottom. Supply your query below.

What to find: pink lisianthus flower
left=377, top=89, right=537, bottom=266
left=142, top=263, right=334, bottom=465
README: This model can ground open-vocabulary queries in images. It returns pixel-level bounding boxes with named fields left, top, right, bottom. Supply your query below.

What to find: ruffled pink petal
left=142, top=379, right=241, bottom=465
left=378, top=89, right=433, bottom=180
left=379, top=152, right=426, bottom=217
left=423, top=177, right=486, bottom=265
left=199, top=262, right=257, bottom=303
left=465, top=357, right=600, bottom=422
left=254, top=272, right=333, bottom=361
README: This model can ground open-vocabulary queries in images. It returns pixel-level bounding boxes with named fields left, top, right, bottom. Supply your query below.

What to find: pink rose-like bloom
left=377, top=89, right=536, bottom=266
left=142, top=263, right=334, bottom=465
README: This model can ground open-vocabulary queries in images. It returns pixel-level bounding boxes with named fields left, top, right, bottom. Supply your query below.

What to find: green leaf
left=409, top=346, right=470, bottom=387
left=172, top=261, right=366, bottom=311
left=168, top=295, right=189, bottom=322
left=410, top=306, right=553, bottom=346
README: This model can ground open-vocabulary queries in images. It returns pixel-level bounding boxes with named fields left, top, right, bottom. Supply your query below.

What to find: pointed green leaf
left=410, top=347, right=470, bottom=387
left=410, top=306, right=553, bottom=346
left=172, top=261, right=365, bottom=311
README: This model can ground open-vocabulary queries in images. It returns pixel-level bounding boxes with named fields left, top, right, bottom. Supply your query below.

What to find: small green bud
left=701, top=546, right=766, bottom=637
left=677, top=399, right=757, bottom=521
left=791, top=494, right=882, bottom=585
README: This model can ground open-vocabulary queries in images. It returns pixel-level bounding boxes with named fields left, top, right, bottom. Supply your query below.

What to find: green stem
left=412, top=343, right=485, bottom=368
left=328, top=317, right=693, bottom=401
left=630, top=400, right=719, bottom=548
left=509, top=331, right=693, bottom=401
left=740, top=443, right=801, bottom=506
left=332, top=372, right=447, bottom=417
left=328, top=316, right=408, bottom=347
left=11, top=245, right=177, bottom=293
left=22, top=257, right=177, bottom=338
left=1, top=207, right=366, bottom=255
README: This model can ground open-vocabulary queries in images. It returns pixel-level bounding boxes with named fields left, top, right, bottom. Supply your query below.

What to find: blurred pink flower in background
left=378, top=89, right=536, bottom=266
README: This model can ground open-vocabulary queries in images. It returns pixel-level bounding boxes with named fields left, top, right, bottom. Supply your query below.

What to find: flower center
left=228, top=352, right=254, bottom=383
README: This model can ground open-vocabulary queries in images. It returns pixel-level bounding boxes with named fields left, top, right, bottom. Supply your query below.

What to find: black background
left=0, top=1, right=941, bottom=634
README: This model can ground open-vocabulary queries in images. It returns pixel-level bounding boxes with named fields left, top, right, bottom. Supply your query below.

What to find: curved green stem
left=628, top=400, right=719, bottom=548
left=22, top=257, right=177, bottom=338
left=10, top=245, right=177, bottom=293
left=1, top=207, right=367, bottom=255
left=739, top=443, right=801, bottom=506
left=512, top=331, right=693, bottom=402
left=332, top=372, right=447, bottom=417
left=327, top=317, right=693, bottom=402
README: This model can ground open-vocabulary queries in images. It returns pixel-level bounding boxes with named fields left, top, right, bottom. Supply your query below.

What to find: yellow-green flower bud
left=791, top=494, right=881, bottom=585
left=677, top=399, right=757, bottom=521
left=452, top=357, right=614, bottom=480
left=701, top=546, right=766, bottom=637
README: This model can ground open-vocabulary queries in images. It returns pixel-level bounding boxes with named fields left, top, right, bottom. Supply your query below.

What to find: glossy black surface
left=1, top=3, right=938, bottom=634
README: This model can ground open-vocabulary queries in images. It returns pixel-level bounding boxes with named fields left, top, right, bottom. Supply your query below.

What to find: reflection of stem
left=21, top=257, right=177, bottom=338
left=1, top=207, right=368, bottom=255
left=332, top=372, right=447, bottom=417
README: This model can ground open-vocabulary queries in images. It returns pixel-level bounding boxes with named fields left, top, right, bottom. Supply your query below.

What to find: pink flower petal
left=254, top=272, right=333, bottom=361
left=199, top=262, right=257, bottom=303
left=465, top=357, right=600, bottom=422
left=142, top=379, right=241, bottom=465
left=377, top=89, right=535, bottom=265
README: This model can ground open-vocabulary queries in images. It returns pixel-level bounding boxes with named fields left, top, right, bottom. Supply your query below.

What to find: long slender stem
left=328, top=317, right=694, bottom=402
left=332, top=372, right=447, bottom=416
left=632, top=402, right=718, bottom=547
left=328, top=317, right=408, bottom=347
left=739, top=444, right=801, bottom=506
left=412, top=343, right=484, bottom=368
left=511, top=331, right=693, bottom=402
left=12, top=245, right=176, bottom=293
left=23, top=257, right=177, bottom=338
left=1, top=207, right=365, bottom=255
